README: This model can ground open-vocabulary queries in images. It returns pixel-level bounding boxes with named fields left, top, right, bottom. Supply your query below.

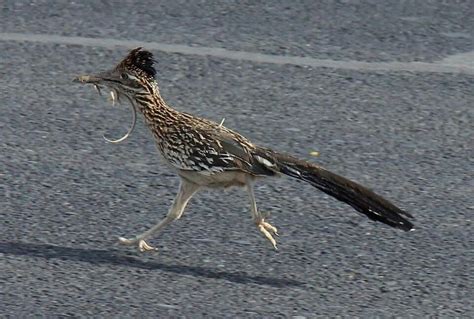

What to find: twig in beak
left=103, top=102, right=137, bottom=144
left=109, top=91, right=116, bottom=106
left=114, top=89, right=120, bottom=103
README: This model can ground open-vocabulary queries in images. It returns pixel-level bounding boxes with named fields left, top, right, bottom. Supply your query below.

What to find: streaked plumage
left=75, top=48, right=414, bottom=252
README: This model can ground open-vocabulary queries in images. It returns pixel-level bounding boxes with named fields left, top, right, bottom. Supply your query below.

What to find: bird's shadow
left=0, top=241, right=303, bottom=288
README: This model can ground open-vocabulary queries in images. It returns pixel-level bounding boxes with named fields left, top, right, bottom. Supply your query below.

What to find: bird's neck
left=133, top=81, right=181, bottom=139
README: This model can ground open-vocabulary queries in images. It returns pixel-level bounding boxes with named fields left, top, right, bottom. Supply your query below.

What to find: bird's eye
left=120, top=73, right=129, bottom=80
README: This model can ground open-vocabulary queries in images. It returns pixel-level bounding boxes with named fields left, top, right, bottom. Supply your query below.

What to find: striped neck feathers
left=133, top=80, right=179, bottom=126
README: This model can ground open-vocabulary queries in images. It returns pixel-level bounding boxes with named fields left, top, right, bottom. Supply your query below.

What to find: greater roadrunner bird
left=75, top=48, right=414, bottom=252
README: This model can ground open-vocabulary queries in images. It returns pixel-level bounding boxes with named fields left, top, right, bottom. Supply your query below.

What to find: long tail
left=254, top=148, right=414, bottom=231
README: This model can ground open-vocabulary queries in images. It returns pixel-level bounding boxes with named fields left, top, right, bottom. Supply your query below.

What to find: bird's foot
left=118, top=236, right=158, bottom=252
left=256, top=217, right=279, bottom=250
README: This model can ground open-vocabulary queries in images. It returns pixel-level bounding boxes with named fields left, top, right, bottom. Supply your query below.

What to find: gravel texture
left=0, top=1, right=473, bottom=317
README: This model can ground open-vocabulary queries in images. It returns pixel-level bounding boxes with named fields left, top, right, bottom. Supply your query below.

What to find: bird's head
left=74, top=47, right=157, bottom=101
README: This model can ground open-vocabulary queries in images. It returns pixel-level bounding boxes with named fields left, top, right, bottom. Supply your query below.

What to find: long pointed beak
left=73, top=74, right=103, bottom=84
left=74, top=73, right=111, bottom=96
left=73, top=69, right=118, bottom=84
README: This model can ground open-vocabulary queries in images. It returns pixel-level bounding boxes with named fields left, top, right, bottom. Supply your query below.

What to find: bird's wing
left=163, top=116, right=274, bottom=176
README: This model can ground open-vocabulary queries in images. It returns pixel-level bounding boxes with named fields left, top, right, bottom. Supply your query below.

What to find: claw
left=259, top=212, right=278, bottom=236
left=138, top=240, right=158, bottom=252
left=262, top=220, right=278, bottom=236
left=259, top=227, right=277, bottom=250
left=256, top=218, right=279, bottom=250
left=118, top=236, right=158, bottom=252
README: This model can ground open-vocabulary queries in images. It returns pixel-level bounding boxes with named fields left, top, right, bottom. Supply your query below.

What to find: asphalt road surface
left=1, top=1, right=473, bottom=317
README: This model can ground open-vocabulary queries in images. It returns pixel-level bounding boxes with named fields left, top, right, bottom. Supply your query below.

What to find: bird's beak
left=74, top=72, right=112, bottom=96
left=73, top=73, right=105, bottom=84
left=73, top=70, right=120, bottom=98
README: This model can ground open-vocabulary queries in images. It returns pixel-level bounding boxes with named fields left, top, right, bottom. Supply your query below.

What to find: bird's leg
left=118, top=179, right=200, bottom=252
left=246, top=180, right=278, bottom=250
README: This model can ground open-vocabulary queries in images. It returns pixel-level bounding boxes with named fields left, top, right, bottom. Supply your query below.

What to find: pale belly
left=178, top=169, right=258, bottom=188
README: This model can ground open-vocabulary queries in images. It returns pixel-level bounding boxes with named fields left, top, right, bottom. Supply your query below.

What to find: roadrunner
left=75, top=48, right=414, bottom=252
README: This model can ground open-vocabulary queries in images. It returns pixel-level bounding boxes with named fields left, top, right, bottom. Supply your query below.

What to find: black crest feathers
left=120, top=47, right=156, bottom=79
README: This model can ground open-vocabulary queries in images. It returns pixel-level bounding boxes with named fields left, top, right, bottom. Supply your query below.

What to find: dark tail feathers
left=256, top=148, right=414, bottom=231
